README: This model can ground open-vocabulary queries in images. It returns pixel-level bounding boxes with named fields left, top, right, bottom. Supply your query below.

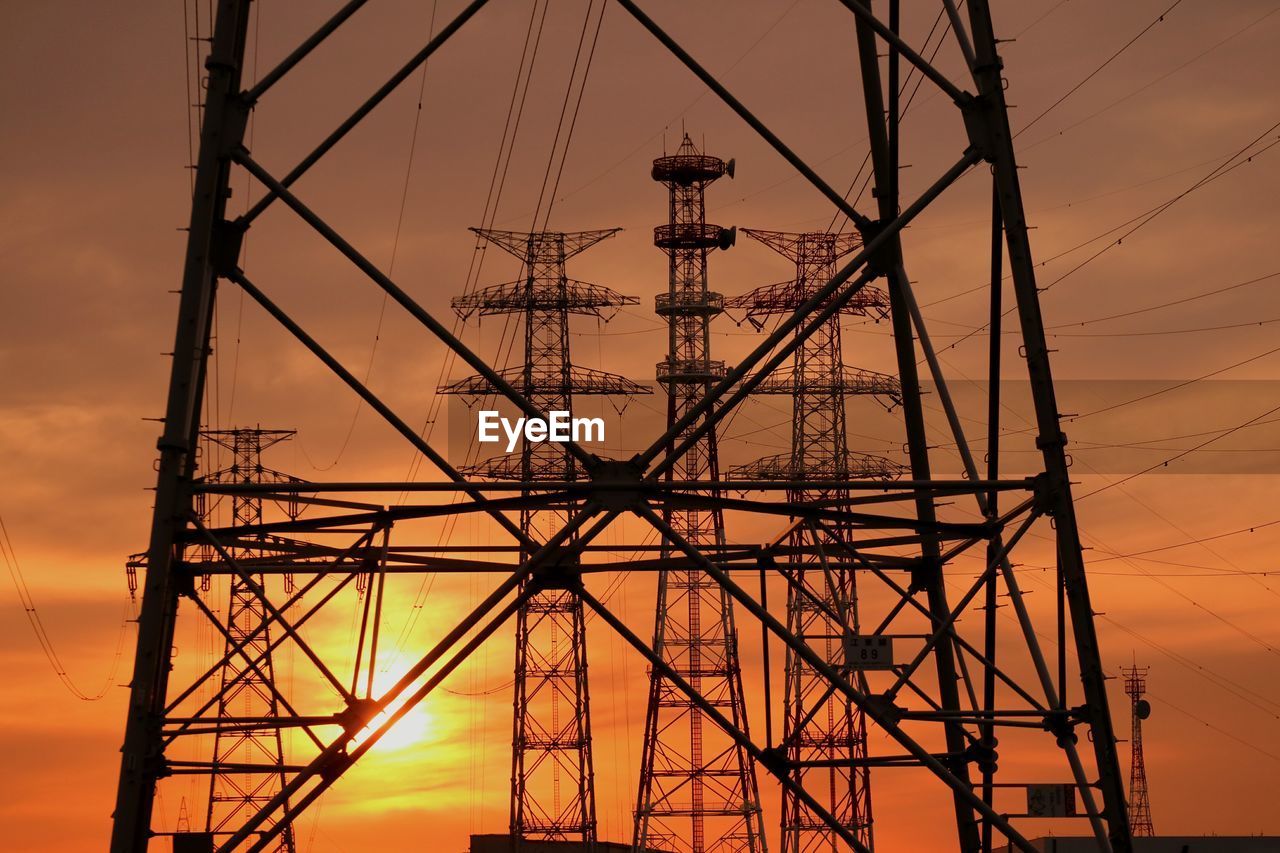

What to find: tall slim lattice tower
left=1122, top=666, right=1154, bottom=837
left=635, top=136, right=765, bottom=853
left=726, top=231, right=901, bottom=853
left=200, top=428, right=300, bottom=853
left=441, top=228, right=647, bottom=843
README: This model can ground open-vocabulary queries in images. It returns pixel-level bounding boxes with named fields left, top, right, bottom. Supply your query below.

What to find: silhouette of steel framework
left=110, top=2, right=1135, bottom=852
left=635, top=136, right=765, bottom=853
left=441, top=227, right=647, bottom=842
left=1122, top=666, right=1154, bottom=837
left=199, top=429, right=301, bottom=853
left=725, top=230, right=900, bottom=853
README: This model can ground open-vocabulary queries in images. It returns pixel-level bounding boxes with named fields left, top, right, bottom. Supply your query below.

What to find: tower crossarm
left=724, top=278, right=890, bottom=322
left=470, top=227, right=621, bottom=262
left=451, top=279, right=639, bottom=319
left=748, top=365, right=901, bottom=401
left=727, top=451, right=905, bottom=482
left=741, top=228, right=861, bottom=263
left=461, top=456, right=592, bottom=482
left=438, top=365, right=652, bottom=397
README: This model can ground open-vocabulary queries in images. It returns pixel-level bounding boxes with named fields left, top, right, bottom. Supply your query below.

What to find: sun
left=349, top=671, right=442, bottom=754
left=364, top=704, right=436, bottom=753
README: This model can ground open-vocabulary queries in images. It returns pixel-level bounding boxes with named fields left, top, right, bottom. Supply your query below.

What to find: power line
left=1046, top=270, right=1280, bottom=329
left=1050, top=315, right=1280, bottom=338
left=1077, top=400, right=1280, bottom=501
left=299, top=1, right=441, bottom=472
left=922, top=130, right=1280, bottom=316
left=1014, top=0, right=1184, bottom=138
left=995, top=553, right=1280, bottom=745
left=1021, top=5, right=1280, bottom=152
left=1140, top=680, right=1280, bottom=764
left=534, top=0, right=607, bottom=231
left=1089, top=518, right=1280, bottom=564
left=1009, top=0, right=1071, bottom=40
left=385, top=3, right=561, bottom=672
left=0, top=510, right=131, bottom=701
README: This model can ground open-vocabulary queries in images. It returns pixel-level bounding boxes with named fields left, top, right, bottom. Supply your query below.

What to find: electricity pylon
left=726, top=230, right=900, bottom=853
left=1122, top=666, right=1154, bottom=837
left=635, top=136, right=766, bottom=853
left=111, top=3, right=1134, bottom=852
left=441, top=227, right=648, bottom=842
left=200, top=429, right=301, bottom=853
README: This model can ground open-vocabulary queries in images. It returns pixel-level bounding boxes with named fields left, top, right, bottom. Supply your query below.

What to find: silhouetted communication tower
left=441, top=227, right=648, bottom=842
left=1122, top=666, right=1154, bottom=837
left=111, top=2, right=1134, bottom=852
left=635, top=136, right=766, bottom=853
left=726, top=230, right=900, bottom=853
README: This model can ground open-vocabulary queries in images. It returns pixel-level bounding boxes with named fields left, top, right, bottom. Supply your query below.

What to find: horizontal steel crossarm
left=653, top=492, right=994, bottom=537
left=725, top=278, right=891, bottom=320
left=741, top=228, right=863, bottom=262
left=163, top=718, right=338, bottom=739
left=793, top=752, right=957, bottom=770
left=638, top=150, right=981, bottom=481
left=748, top=365, right=900, bottom=399
left=183, top=536, right=392, bottom=565
left=230, top=153, right=599, bottom=473
left=728, top=452, right=904, bottom=482
left=167, top=761, right=311, bottom=775
left=471, top=226, right=620, bottom=260
left=189, top=553, right=530, bottom=575
left=229, top=269, right=536, bottom=549
left=165, top=715, right=337, bottom=726
left=439, top=364, right=650, bottom=396
left=451, top=278, right=639, bottom=318
left=633, top=504, right=1039, bottom=853
left=579, top=588, right=873, bottom=853
left=240, top=0, right=493, bottom=223
left=196, top=477, right=1034, bottom=494
left=457, top=456, right=586, bottom=482
left=192, top=489, right=566, bottom=539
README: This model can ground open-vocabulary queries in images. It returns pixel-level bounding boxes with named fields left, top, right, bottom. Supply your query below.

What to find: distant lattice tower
left=1122, top=666, right=1155, bottom=837
left=635, top=135, right=766, bottom=853
left=440, top=227, right=648, bottom=843
left=726, top=230, right=901, bottom=853
left=200, top=428, right=302, bottom=853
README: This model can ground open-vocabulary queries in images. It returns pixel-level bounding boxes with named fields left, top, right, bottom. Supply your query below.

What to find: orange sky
left=3, top=1, right=1280, bottom=851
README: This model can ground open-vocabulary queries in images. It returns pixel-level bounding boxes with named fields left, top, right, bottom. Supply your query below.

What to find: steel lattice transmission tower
left=725, top=230, right=901, bottom=853
left=442, top=227, right=648, bottom=843
left=111, top=3, right=1136, bottom=852
left=1122, top=666, right=1154, bottom=837
left=635, top=135, right=766, bottom=853
left=199, top=429, right=301, bottom=853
